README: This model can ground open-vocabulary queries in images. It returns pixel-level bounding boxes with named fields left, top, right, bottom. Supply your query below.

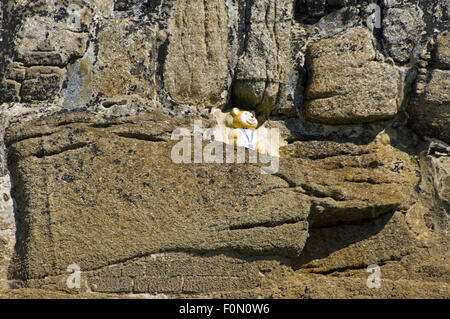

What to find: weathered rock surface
left=164, top=0, right=229, bottom=108
left=382, top=2, right=424, bottom=64
left=232, top=0, right=293, bottom=118
left=432, top=31, right=450, bottom=70
left=303, top=27, right=401, bottom=124
left=15, top=16, right=88, bottom=68
left=5, top=111, right=309, bottom=286
left=408, top=32, right=450, bottom=144
left=4, top=110, right=435, bottom=296
left=0, top=0, right=449, bottom=299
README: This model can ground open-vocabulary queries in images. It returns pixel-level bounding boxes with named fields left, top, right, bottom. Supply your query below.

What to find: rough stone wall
left=0, top=0, right=448, bottom=298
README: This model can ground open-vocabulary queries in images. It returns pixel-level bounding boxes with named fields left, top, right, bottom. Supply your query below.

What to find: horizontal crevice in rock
left=228, top=219, right=305, bottom=231
left=272, top=172, right=297, bottom=187
left=55, top=121, right=82, bottom=127
left=55, top=120, right=137, bottom=129
left=88, top=250, right=290, bottom=273
left=301, top=250, right=412, bottom=276
left=101, top=100, right=128, bottom=108
left=34, top=142, right=89, bottom=159
left=233, top=77, right=284, bottom=84
left=112, top=132, right=167, bottom=142
left=342, top=177, right=392, bottom=185
left=5, top=130, right=59, bottom=147
left=13, top=59, right=65, bottom=68
left=56, top=120, right=135, bottom=129
left=308, top=206, right=400, bottom=229
left=304, top=264, right=373, bottom=275
left=303, top=258, right=398, bottom=275
left=89, top=122, right=132, bottom=129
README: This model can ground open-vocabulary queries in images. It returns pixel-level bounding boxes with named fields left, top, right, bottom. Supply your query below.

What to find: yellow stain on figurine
left=230, top=108, right=268, bottom=155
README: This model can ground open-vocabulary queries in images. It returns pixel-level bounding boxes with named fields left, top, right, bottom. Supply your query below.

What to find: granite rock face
left=164, top=0, right=229, bottom=109
left=303, top=27, right=400, bottom=124
left=408, top=32, right=450, bottom=144
left=232, top=0, right=293, bottom=118
left=382, top=2, right=425, bottom=64
left=5, top=111, right=311, bottom=283
left=4, top=110, right=442, bottom=296
left=0, top=0, right=449, bottom=298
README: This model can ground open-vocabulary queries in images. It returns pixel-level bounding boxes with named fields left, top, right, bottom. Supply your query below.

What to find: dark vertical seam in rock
left=230, top=0, right=246, bottom=107
left=203, top=0, right=209, bottom=61
left=224, top=0, right=235, bottom=108
left=154, top=1, right=172, bottom=105
left=259, top=1, right=272, bottom=112
left=273, top=0, right=285, bottom=114
left=274, top=0, right=280, bottom=78
left=242, top=0, right=252, bottom=55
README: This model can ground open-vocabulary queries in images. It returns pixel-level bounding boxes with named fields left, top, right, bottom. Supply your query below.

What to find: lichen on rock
left=0, top=0, right=448, bottom=299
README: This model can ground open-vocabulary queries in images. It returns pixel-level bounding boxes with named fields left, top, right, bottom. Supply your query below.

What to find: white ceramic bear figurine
left=230, top=108, right=268, bottom=154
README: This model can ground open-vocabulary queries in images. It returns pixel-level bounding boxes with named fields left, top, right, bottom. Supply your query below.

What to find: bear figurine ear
left=231, top=108, right=240, bottom=117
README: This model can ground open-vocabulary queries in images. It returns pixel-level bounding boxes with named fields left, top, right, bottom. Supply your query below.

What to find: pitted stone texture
left=382, top=3, right=425, bottom=64
left=0, top=173, right=15, bottom=290
left=211, top=273, right=449, bottom=299
left=164, top=0, right=229, bottom=108
left=15, top=16, right=88, bottom=67
left=0, top=0, right=449, bottom=300
left=425, top=140, right=450, bottom=211
left=5, top=111, right=420, bottom=285
left=5, top=111, right=310, bottom=280
left=432, top=32, right=450, bottom=70
left=1, top=14, right=88, bottom=103
left=20, top=68, right=66, bottom=103
left=408, top=33, right=450, bottom=143
left=232, top=0, right=293, bottom=118
left=278, top=137, right=419, bottom=227
left=92, top=18, right=157, bottom=100
left=303, top=27, right=400, bottom=124
left=86, top=252, right=291, bottom=294
left=293, top=211, right=421, bottom=273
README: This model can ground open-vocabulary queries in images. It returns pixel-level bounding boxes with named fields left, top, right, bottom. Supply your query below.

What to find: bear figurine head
left=231, top=108, right=257, bottom=129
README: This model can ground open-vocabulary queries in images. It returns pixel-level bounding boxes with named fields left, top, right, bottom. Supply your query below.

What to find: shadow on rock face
left=293, top=211, right=396, bottom=272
